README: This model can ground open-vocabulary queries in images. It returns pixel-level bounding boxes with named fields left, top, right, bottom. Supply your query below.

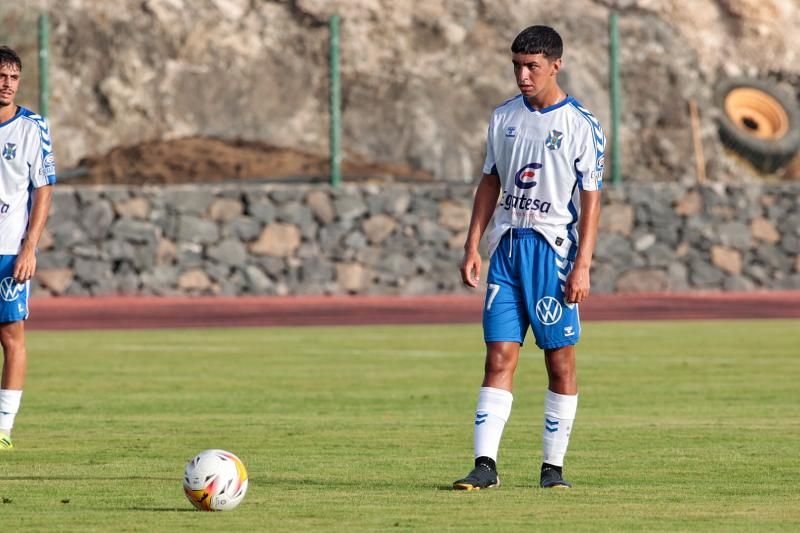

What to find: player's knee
left=0, top=326, right=24, bottom=355
left=485, top=348, right=517, bottom=374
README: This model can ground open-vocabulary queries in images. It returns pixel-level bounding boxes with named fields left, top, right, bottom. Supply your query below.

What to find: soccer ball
left=183, top=449, right=249, bottom=511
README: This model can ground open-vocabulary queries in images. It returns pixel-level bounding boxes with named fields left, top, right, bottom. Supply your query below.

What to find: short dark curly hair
left=511, top=26, right=563, bottom=59
left=0, top=46, right=22, bottom=71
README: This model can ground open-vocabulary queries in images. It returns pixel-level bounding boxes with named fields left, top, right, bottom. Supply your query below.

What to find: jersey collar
left=0, top=106, right=23, bottom=128
left=523, top=95, right=574, bottom=114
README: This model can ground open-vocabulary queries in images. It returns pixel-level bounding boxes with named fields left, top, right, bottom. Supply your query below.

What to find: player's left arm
left=13, top=184, right=53, bottom=283
left=564, top=189, right=600, bottom=304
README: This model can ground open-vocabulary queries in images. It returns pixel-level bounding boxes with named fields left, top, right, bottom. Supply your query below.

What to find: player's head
left=510, top=26, right=563, bottom=100
left=511, top=26, right=563, bottom=59
left=0, top=46, right=22, bottom=107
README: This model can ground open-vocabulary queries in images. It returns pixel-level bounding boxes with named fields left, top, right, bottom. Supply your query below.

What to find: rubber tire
left=716, top=77, right=800, bottom=173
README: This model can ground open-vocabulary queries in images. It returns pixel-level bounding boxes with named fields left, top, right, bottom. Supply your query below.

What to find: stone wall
left=33, top=182, right=800, bottom=297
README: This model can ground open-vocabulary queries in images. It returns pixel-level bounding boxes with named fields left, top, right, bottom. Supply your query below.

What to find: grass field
left=2, top=319, right=799, bottom=531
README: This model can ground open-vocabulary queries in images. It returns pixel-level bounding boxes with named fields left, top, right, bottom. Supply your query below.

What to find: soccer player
left=0, top=46, right=56, bottom=450
left=453, top=26, right=604, bottom=489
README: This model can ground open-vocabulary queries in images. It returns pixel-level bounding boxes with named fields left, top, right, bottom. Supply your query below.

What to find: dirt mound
left=67, top=137, right=434, bottom=185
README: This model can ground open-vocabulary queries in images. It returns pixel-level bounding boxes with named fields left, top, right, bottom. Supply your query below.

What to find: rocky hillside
left=4, top=0, right=799, bottom=183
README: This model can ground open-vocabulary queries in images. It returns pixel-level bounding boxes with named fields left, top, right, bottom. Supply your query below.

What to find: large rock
left=614, top=269, right=670, bottom=293
left=750, top=217, right=780, bottom=244
left=178, top=269, right=212, bottom=291
left=37, top=268, right=74, bottom=295
left=710, top=245, right=742, bottom=275
left=600, top=204, right=634, bottom=235
left=208, top=197, right=244, bottom=222
left=362, top=214, right=397, bottom=244
left=674, top=190, right=703, bottom=216
left=437, top=201, right=471, bottom=231
left=114, top=197, right=150, bottom=220
left=249, top=223, right=301, bottom=257
left=336, top=262, right=370, bottom=293
left=307, top=190, right=335, bottom=224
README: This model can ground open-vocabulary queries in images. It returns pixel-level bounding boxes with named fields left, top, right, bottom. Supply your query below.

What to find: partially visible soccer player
left=453, top=26, right=604, bottom=489
left=0, top=46, right=56, bottom=450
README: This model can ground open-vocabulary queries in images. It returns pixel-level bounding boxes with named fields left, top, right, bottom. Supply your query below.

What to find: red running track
left=24, top=291, right=800, bottom=330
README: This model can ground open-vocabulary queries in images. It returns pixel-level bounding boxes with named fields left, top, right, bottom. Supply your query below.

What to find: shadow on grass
left=129, top=507, right=196, bottom=512
left=0, top=476, right=175, bottom=481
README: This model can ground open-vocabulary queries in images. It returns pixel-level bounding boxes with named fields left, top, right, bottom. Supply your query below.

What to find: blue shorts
left=483, top=228, right=580, bottom=350
left=0, top=255, right=29, bottom=323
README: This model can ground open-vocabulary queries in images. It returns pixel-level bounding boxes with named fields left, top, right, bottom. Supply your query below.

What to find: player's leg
left=540, top=345, right=578, bottom=488
left=519, top=230, right=580, bottom=487
left=0, top=256, right=30, bottom=449
left=454, top=235, right=528, bottom=490
left=453, top=342, right=519, bottom=490
left=0, top=321, right=26, bottom=449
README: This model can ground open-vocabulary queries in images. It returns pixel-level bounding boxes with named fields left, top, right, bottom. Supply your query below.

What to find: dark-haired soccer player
left=454, top=25, right=604, bottom=489
left=0, top=45, right=56, bottom=450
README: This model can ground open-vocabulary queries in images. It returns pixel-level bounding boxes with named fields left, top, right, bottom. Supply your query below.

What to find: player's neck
left=0, top=104, right=17, bottom=123
left=526, top=85, right=567, bottom=111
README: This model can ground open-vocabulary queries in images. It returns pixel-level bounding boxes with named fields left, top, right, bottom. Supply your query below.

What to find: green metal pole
left=38, top=13, right=50, bottom=117
left=609, top=11, right=621, bottom=186
left=329, top=15, right=342, bottom=187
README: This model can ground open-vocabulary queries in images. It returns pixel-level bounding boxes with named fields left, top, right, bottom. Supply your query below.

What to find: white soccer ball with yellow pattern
left=183, top=449, right=249, bottom=511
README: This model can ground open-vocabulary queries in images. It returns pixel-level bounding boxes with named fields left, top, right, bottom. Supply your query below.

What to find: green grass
left=2, top=320, right=799, bottom=531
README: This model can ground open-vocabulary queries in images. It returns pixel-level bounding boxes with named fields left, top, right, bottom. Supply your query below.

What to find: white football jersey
left=482, top=94, right=605, bottom=260
left=0, top=106, right=56, bottom=254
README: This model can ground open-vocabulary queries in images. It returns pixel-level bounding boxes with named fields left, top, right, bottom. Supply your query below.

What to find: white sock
left=474, top=387, right=513, bottom=462
left=0, top=389, right=23, bottom=435
left=542, top=389, right=578, bottom=467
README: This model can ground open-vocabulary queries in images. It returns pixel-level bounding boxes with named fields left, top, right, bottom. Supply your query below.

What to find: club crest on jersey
left=2, top=143, right=16, bottom=161
left=545, top=130, right=563, bottom=150
left=514, top=162, right=542, bottom=189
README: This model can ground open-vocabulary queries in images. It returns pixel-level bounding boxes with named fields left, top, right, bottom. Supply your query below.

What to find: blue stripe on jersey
left=27, top=180, right=34, bottom=218
left=569, top=101, right=605, bottom=167
left=19, top=108, right=56, bottom=184
left=566, top=179, right=580, bottom=259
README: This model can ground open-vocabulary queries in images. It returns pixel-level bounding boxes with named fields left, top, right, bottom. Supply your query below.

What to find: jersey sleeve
left=481, top=114, right=498, bottom=176
left=28, top=115, right=57, bottom=188
left=574, top=114, right=605, bottom=191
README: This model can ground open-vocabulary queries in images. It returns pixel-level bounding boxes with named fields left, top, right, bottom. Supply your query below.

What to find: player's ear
left=550, top=57, right=562, bottom=77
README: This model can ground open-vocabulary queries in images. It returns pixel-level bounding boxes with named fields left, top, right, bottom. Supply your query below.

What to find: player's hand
left=13, top=247, right=37, bottom=283
left=564, top=264, right=590, bottom=304
left=460, top=249, right=482, bottom=288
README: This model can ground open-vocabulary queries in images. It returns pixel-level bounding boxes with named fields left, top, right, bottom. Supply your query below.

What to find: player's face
left=0, top=63, right=20, bottom=107
left=512, top=53, right=560, bottom=99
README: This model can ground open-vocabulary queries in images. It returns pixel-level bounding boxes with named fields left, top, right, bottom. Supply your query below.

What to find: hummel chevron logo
left=28, top=113, right=53, bottom=151
left=545, top=418, right=559, bottom=433
left=574, top=104, right=605, bottom=151
left=475, top=413, right=489, bottom=426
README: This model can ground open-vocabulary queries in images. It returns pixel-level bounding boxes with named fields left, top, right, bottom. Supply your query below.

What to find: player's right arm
left=460, top=172, right=500, bottom=288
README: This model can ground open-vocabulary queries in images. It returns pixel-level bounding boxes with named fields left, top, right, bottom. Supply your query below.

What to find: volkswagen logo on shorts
left=514, top=163, right=542, bottom=189
left=0, top=277, right=24, bottom=302
left=535, top=296, right=562, bottom=325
